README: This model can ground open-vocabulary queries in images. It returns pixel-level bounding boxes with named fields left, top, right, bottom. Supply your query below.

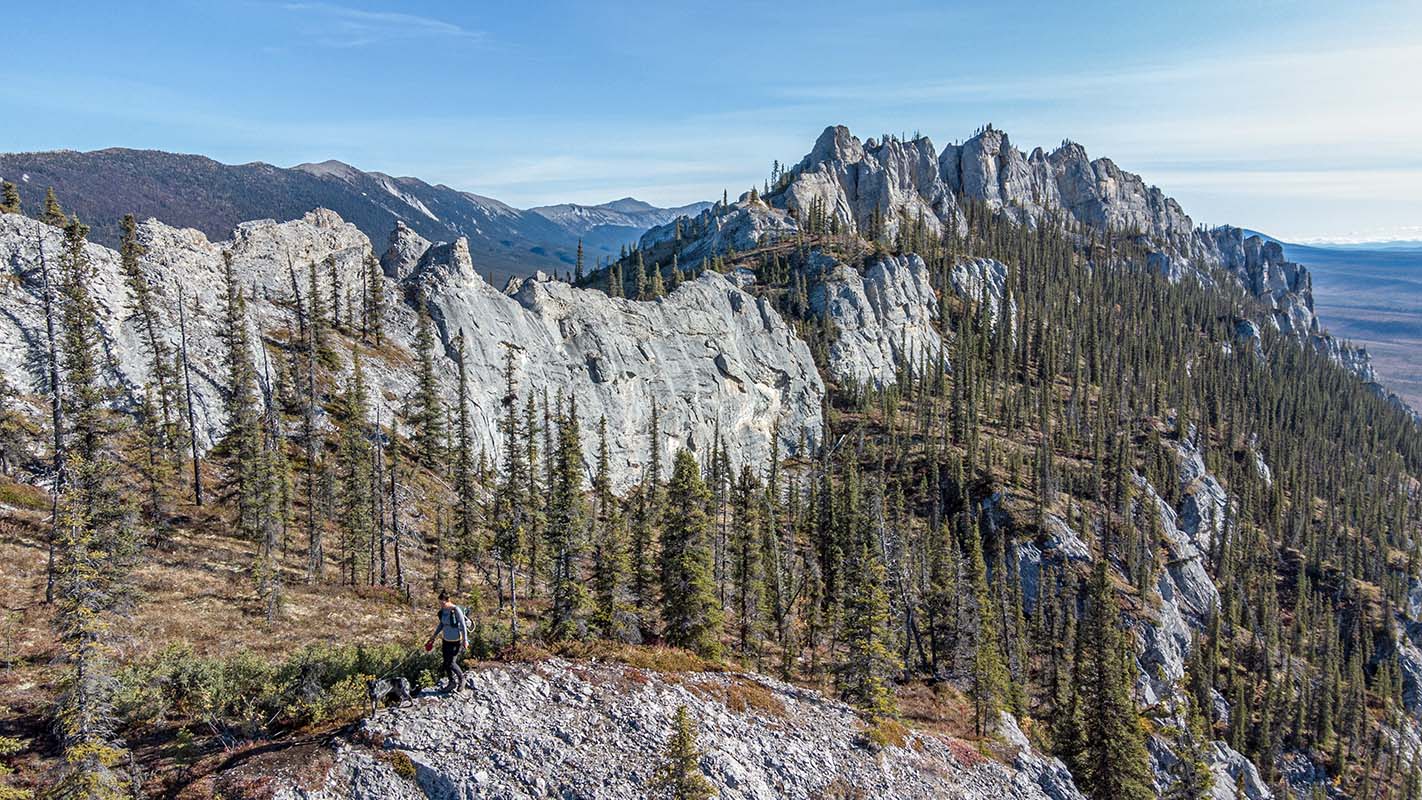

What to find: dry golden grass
left=894, top=680, right=978, bottom=741
left=0, top=487, right=437, bottom=790
left=723, top=677, right=787, bottom=717
left=864, top=717, right=910, bottom=750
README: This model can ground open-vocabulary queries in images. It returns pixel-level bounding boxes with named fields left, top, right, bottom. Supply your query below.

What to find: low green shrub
left=385, top=751, right=417, bottom=781
left=116, top=640, right=439, bottom=737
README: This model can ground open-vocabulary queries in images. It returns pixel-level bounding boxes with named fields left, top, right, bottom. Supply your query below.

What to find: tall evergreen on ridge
left=660, top=449, right=722, bottom=658
left=590, top=416, right=629, bottom=639
left=545, top=394, right=587, bottom=641
left=0, top=180, right=20, bottom=214
left=451, top=333, right=479, bottom=592
left=42, top=188, right=66, bottom=227
left=363, top=252, right=386, bottom=346
left=963, top=513, right=1008, bottom=736
left=494, top=345, right=527, bottom=640
left=336, top=346, right=374, bottom=586
left=729, top=464, right=764, bottom=656
left=36, top=192, right=68, bottom=603
left=1069, top=559, right=1153, bottom=800
left=50, top=217, right=137, bottom=800
left=838, top=531, right=900, bottom=717
left=410, top=295, right=444, bottom=469
left=256, top=356, right=288, bottom=622
left=652, top=705, right=715, bottom=800
left=302, top=258, right=326, bottom=582
left=630, top=400, right=663, bottom=629
left=217, top=251, right=264, bottom=545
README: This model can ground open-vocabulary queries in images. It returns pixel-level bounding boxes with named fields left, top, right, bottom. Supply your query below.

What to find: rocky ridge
left=0, top=148, right=698, bottom=284
left=637, top=124, right=1388, bottom=400
left=276, top=658, right=1083, bottom=800
left=0, top=209, right=825, bottom=488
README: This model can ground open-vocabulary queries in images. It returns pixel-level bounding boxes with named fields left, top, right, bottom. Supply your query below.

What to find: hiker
left=425, top=590, right=468, bottom=693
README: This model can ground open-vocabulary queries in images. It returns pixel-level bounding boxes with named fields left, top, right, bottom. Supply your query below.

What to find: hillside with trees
left=0, top=124, right=1418, bottom=799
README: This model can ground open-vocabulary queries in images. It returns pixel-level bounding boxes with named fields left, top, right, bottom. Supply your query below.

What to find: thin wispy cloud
left=283, top=2, right=483, bottom=48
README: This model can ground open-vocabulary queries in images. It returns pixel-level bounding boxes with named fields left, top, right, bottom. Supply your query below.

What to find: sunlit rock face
left=0, top=208, right=825, bottom=488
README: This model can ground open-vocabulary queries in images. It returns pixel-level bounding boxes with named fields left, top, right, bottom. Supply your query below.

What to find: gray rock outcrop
left=949, top=256, right=1018, bottom=332
left=380, top=219, right=430, bottom=280
left=779, top=125, right=959, bottom=241
left=282, top=658, right=1083, bottom=800
left=808, top=253, right=944, bottom=388
left=638, top=197, right=797, bottom=264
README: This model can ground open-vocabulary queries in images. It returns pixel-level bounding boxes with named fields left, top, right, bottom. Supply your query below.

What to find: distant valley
left=1274, top=238, right=1422, bottom=408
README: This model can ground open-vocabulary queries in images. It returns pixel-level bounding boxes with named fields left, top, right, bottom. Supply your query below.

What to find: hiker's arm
left=426, top=620, right=441, bottom=645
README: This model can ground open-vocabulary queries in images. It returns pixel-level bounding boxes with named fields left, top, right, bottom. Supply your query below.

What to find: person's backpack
left=443, top=605, right=469, bottom=639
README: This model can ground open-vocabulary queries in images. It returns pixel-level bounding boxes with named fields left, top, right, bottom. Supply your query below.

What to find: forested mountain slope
left=0, top=148, right=704, bottom=284
left=0, top=124, right=1418, bottom=799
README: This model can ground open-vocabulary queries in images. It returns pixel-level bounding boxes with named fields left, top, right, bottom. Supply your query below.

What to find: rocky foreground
left=272, top=658, right=1082, bottom=800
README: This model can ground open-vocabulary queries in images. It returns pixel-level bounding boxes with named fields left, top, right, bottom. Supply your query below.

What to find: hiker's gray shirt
left=435, top=606, right=465, bottom=641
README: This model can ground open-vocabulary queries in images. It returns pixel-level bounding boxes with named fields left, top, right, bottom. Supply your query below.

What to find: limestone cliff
left=0, top=208, right=824, bottom=488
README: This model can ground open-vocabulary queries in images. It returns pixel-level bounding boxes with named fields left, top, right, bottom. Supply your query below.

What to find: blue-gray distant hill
left=0, top=148, right=707, bottom=285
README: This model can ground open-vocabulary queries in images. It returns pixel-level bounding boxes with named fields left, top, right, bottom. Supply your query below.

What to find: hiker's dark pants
left=440, top=639, right=464, bottom=690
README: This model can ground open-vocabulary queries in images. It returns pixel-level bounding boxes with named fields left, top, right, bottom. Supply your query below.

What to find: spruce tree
left=1071, top=559, right=1153, bottom=800
left=838, top=534, right=900, bottom=717
left=660, top=449, right=722, bottom=658
left=494, top=345, right=526, bottom=639
left=336, top=347, right=373, bottom=585
left=923, top=520, right=961, bottom=675
left=729, top=464, right=763, bottom=656
left=635, top=251, right=648, bottom=300
left=256, top=375, right=287, bottom=622
left=1166, top=673, right=1215, bottom=799
left=37, top=209, right=66, bottom=602
left=631, top=401, right=663, bottom=627
left=652, top=705, right=715, bottom=800
left=42, top=188, right=65, bottom=227
left=217, top=252, right=264, bottom=544
left=590, top=416, right=629, bottom=639
left=410, top=299, right=444, bottom=468
left=175, top=287, right=204, bottom=506
left=545, top=395, right=587, bottom=641
left=963, top=515, right=1008, bottom=736
left=0, top=181, right=19, bottom=214
left=364, top=252, right=386, bottom=346
left=452, top=334, right=478, bottom=591
left=50, top=217, right=136, bottom=800
left=301, top=259, right=325, bottom=582
left=119, top=214, right=178, bottom=523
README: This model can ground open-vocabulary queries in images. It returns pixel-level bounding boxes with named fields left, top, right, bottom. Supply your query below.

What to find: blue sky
left=4, top=0, right=1420, bottom=242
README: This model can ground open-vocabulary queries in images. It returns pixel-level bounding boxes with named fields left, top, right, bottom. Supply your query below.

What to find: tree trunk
left=37, top=234, right=64, bottom=604
left=177, top=288, right=203, bottom=506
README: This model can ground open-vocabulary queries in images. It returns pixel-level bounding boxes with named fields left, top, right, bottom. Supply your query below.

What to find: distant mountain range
left=0, top=148, right=708, bottom=284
